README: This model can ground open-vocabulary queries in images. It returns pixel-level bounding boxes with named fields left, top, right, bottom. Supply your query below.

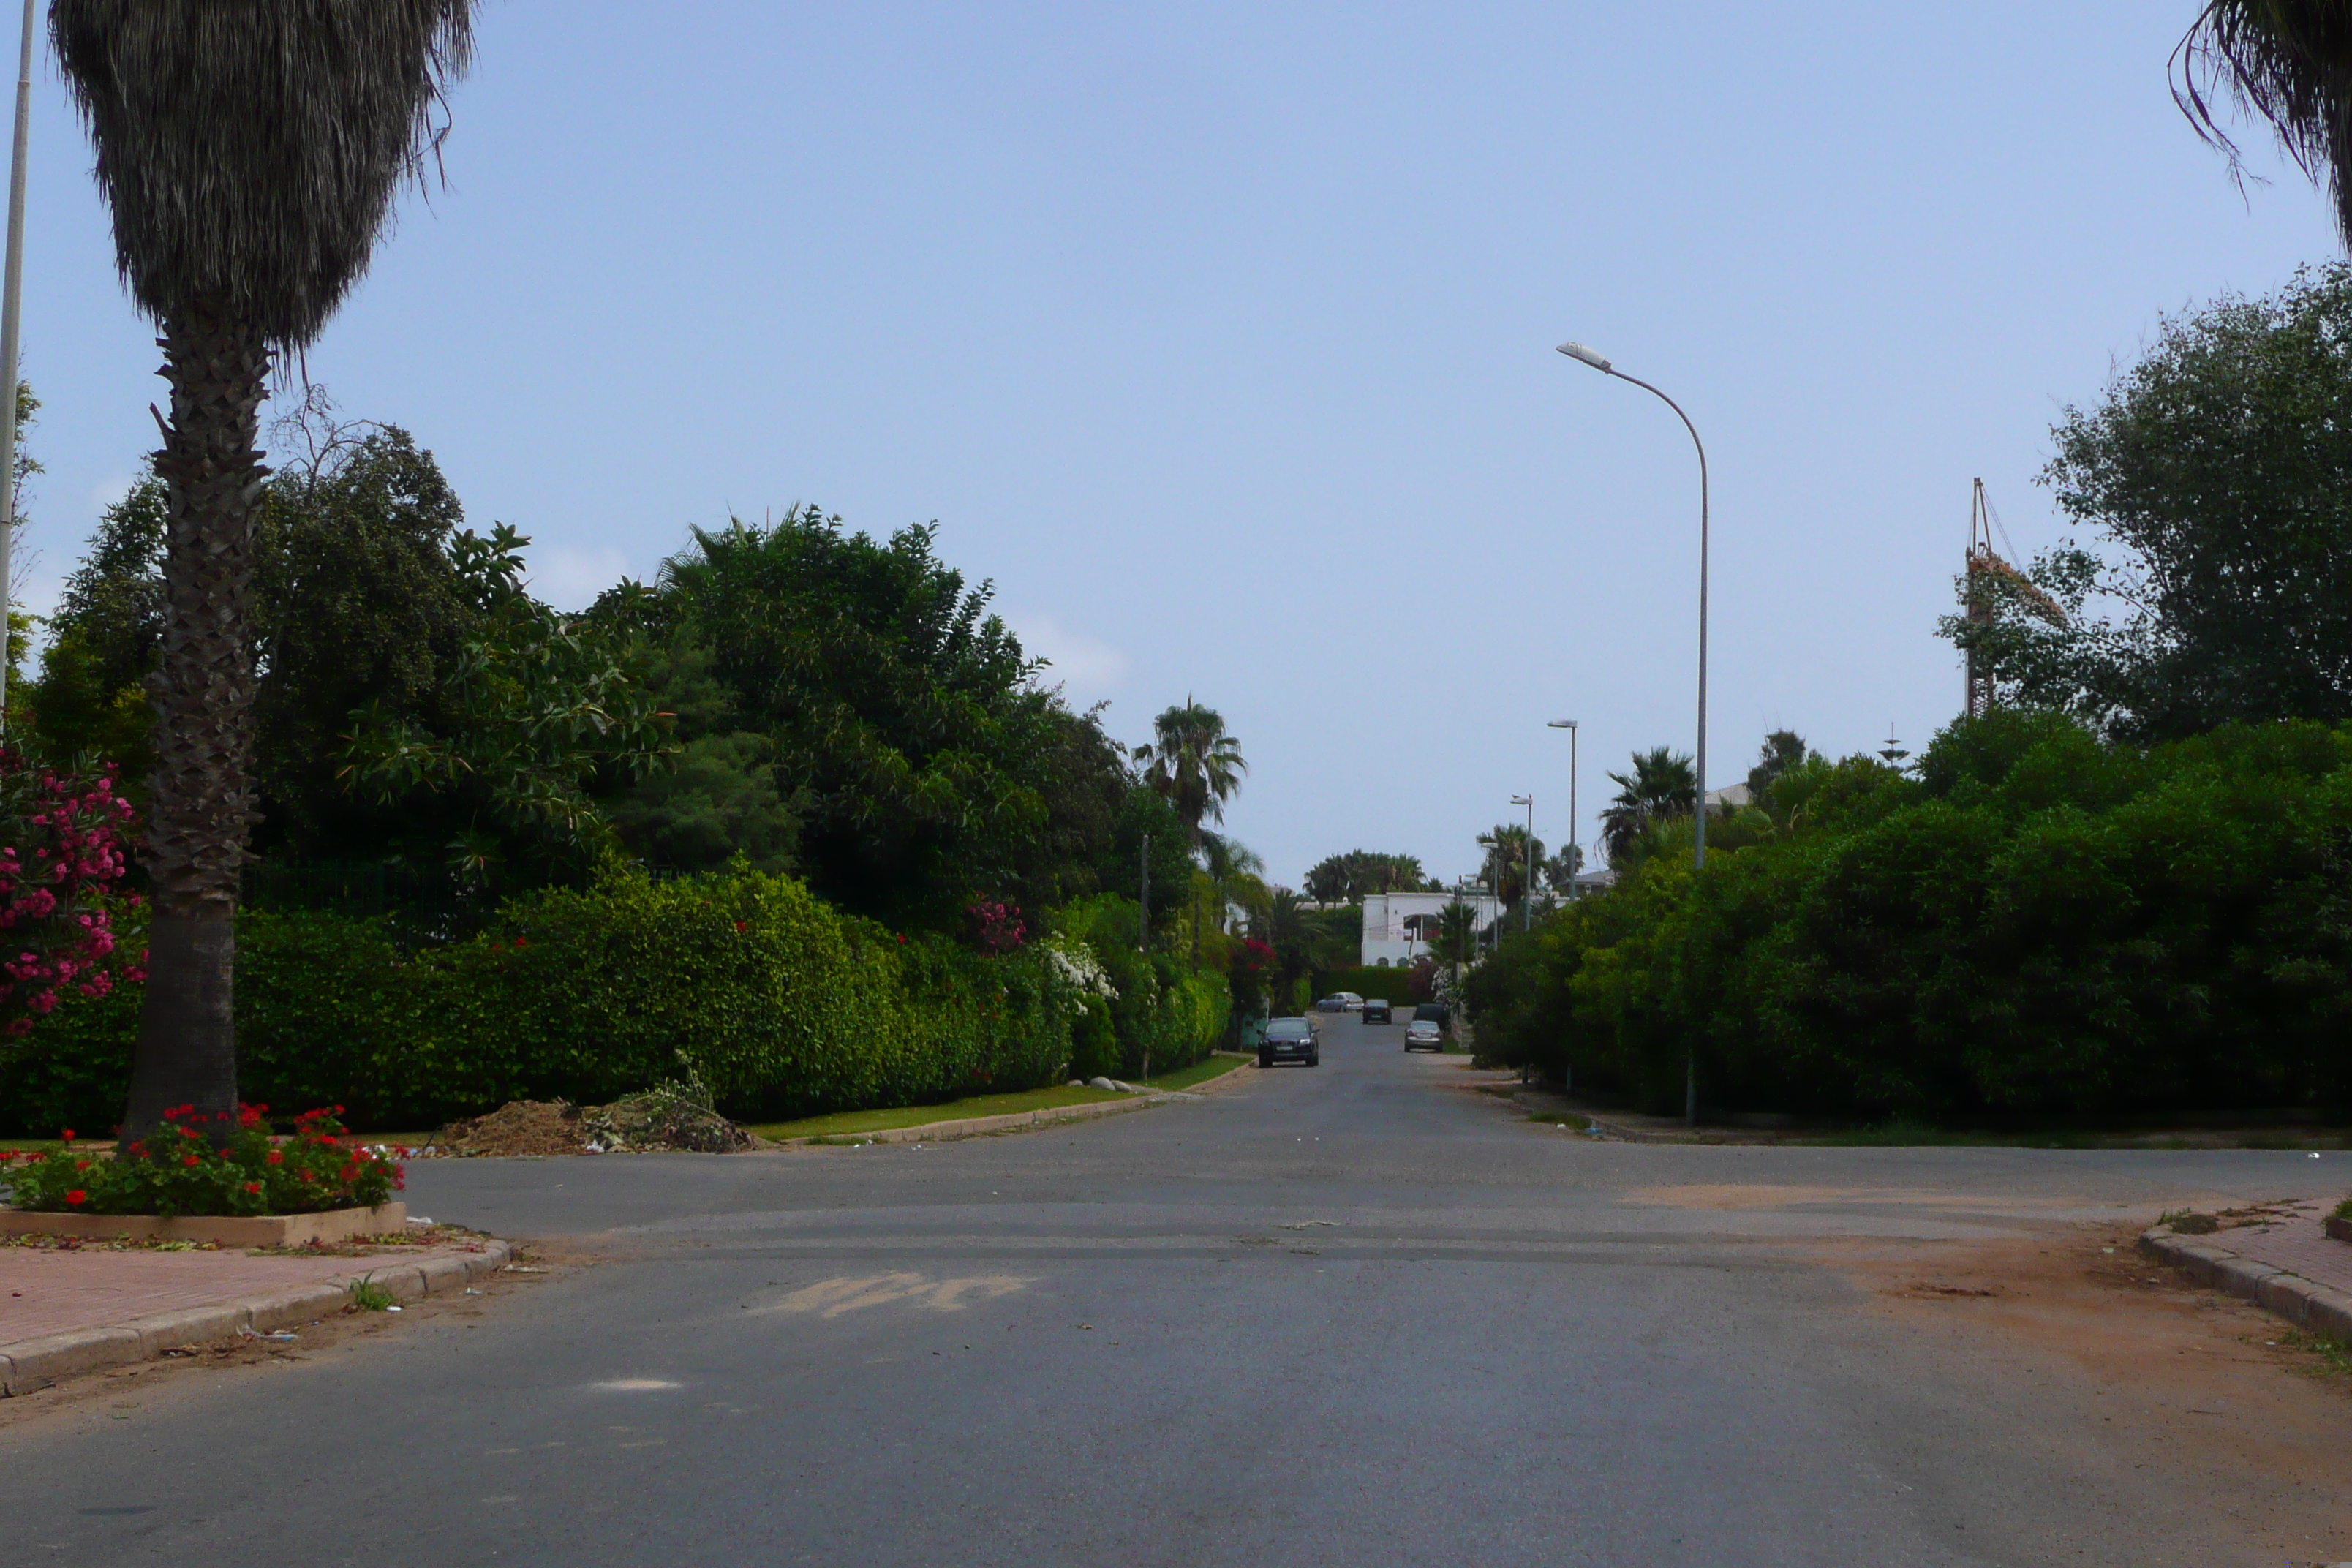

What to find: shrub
left=0, top=867, right=1079, bottom=1133
left=1465, top=714, right=2352, bottom=1120
left=1045, top=895, right=1229, bottom=1077
left=1, top=1104, right=401, bottom=1217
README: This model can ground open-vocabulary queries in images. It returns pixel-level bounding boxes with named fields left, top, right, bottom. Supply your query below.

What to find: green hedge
left=1312, top=965, right=1431, bottom=1006
left=0, top=868, right=1079, bottom=1135
left=1048, top=895, right=1230, bottom=1079
left=1462, top=714, right=2352, bottom=1120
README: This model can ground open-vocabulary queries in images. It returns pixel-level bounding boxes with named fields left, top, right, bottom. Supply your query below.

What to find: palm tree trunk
left=119, top=299, right=268, bottom=1142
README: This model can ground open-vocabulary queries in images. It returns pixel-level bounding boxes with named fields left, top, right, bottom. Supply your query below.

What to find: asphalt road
left=9, top=1011, right=2351, bottom=1566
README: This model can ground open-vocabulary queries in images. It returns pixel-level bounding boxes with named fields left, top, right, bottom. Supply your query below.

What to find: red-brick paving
left=2217, top=1199, right=2352, bottom=1297
left=0, top=1244, right=482, bottom=1345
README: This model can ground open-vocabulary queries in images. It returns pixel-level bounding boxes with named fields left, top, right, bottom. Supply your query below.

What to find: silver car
left=1403, top=1018, right=1444, bottom=1052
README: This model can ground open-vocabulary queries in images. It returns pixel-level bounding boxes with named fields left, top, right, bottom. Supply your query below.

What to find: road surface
left=8, top=1010, right=2350, bottom=1565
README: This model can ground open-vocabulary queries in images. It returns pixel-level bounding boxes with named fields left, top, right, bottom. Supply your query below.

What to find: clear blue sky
left=9, top=2, right=2336, bottom=887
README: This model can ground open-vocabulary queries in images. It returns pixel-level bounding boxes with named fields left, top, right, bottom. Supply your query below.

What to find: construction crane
left=1964, top=478, right=2066, bottom=719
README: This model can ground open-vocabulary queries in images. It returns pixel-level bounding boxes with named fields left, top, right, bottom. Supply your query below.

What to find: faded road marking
left=758, top=1272, right=1033, bottom=1319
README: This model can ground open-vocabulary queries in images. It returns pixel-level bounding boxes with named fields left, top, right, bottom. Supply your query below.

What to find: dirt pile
left=429, top=1078, right=757, bottom=1157
left=430, top=1100, right=589, bottom=1158
left=582, top=1084, right=755, bottom=1153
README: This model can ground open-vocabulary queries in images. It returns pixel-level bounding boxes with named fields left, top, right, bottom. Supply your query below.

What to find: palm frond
left=2175, top=1, right=2352, bottom=244
left=52, top=0, right=478, bottom=350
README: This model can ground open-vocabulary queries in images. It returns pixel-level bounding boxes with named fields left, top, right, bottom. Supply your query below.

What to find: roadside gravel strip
left=0, top=1239, right=510, bottom=1395
left=2139, top=1226, right=2352, bottom=1341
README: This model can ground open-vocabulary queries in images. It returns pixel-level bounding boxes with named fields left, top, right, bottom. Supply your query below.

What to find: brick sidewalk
left=2211, top=1201, right=2352, bottom=1296
left=1, top=1242, right=491, bottom=1346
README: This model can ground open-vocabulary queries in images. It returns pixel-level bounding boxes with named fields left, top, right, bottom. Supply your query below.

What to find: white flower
left=1043, top=938, right=1119, bottom=1013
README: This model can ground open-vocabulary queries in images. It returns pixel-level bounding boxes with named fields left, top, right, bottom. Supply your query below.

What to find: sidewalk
left=1, top=1235, right=508, bottom=1393
left=2140, top=1199, right=2352, bottom=1343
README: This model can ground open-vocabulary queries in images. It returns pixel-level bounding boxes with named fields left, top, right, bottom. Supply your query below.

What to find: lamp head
left=1547, top=719, right=1578, bottom=730
left=1556, top=342, right=1612, bottom=374
left=1510, top=794, right=1531, bottom=806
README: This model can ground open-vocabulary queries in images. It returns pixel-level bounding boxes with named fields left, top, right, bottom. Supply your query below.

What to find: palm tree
left=1474, top=823, right=1543, bottom=909
left=1433, top=898, right=1480, bottom=984
left=1134, top=697, right=1245, bottom=853
left=2176, top=4, right=2352, bottom=246
left=1599, top=747, right=1697, bottom=864
left=53, top=3, right=479, bottom=1139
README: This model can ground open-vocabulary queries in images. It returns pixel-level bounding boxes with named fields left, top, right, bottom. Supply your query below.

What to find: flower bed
left=0, top=1105, right=402, bottom=1218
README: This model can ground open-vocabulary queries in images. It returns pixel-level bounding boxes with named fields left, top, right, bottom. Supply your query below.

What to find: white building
left=1359, top=891, right=1504, bottom=967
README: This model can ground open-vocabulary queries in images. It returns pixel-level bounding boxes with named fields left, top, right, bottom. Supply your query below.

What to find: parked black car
left=1259, top=1017, right=1321, bottom=1068
left=1361, top=998, right=1392, bottom=1024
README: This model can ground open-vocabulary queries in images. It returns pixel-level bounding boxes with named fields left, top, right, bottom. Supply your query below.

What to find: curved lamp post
left=1556, top=342, right=1709, bottom=1124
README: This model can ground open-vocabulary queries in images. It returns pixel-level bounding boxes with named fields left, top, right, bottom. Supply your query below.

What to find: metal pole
left=0, top=0, right=35, bottom=723
left=1569, top=723, right=1578, bottom=900
left=1521, top=795, right=1534, bottom=931
left=1575, top=361, right=1707, bottom=1124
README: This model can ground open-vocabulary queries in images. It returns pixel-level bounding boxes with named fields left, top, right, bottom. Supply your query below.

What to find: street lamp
left=0, top=0, right=37, bottom=725
left=1556, top=341, right=1709, bottom=1126
left=1547, top=720, right=1578, bottom=901
left=1509, top=794, right=1533, bottom=932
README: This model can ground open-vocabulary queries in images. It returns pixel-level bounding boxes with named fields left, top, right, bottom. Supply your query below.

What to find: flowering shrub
left=0, top=753, right=141, bottom=1037
left=0, top=1105, right=403, bottom=1218
left=1042, top=938, right=1118, bottom=1015
left=967, top=900, right=1025, bottom=954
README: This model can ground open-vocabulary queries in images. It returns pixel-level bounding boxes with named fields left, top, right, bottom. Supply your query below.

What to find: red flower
left=59, top=1128, right=73, bottom=1142
left=244, top=1182, right=262, bottom=1195
left=181, top=1154, right=200, bottom=1168
left=64, top=1189, right=85, bottom=1205
left=513, top=935, right=527, bottom=949
left=266, top=1150, right=283, bottom=1165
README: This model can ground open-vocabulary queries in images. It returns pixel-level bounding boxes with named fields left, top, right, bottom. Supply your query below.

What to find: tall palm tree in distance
left=1599, top=747, right=1697, bottom=865
left=53, top=1, right=479, bottom=1139
left=1135, top=697, right=1247, bottom=854
left=1135, top=698, right=1245, bottom=972
left=2176, top=3, right=2352, bottom=246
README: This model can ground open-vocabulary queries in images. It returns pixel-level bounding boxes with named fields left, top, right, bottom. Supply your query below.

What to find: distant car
left=1259, top=1017, right=1322, bottom=1068
left=1361, top=998, right=1392, bottom=1024
left=1315, top=992, right=1363, bottom=1014
left=1411, top=1003, right=1450, bottom=1030
left=1403, top=1018, right=1443, bottom=1052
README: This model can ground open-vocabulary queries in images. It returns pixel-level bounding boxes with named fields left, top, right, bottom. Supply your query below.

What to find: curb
left=771, top=1056, right=1256, bottom=1148
left=2138, top=1227, right=2352, bottom=1343
left=0, top=1239, right=510, bottom=1397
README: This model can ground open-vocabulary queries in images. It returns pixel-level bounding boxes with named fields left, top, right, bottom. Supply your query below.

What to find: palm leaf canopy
left=51, top=0, right=477, bottom=350
left=2176, top=1, right=2352, bottom=246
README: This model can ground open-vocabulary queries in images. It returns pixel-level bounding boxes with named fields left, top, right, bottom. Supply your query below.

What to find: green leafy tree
left=28, top=477, right=166, bottom=774
left=1600, top=747, right=1696, bottom=864
left=252, top=414, right=480, bottom=860
left=339, top=524, right=674, bottom=886
left=636, top=508, right=1065, bottom=928
left=51, top=0, right=479, bottom=1139
left=1945, top=266, right=2352, bottom=741
left=1745, top=731, right=1814, bottom=799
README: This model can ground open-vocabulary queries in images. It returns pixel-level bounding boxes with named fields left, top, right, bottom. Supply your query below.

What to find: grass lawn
left=745, top=1052, right=1252, bottom=1142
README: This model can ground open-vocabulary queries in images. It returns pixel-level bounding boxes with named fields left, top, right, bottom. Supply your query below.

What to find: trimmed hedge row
left=1049, top=894, right=1231, bottom=1079
left=1, top=869, right=1080, bottom=1134
left=1462, top=714, right=2352, bottom=1120
left=1312, top=965, right=1433, bottom=1006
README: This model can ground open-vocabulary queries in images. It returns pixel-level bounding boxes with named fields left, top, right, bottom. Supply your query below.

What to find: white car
left=1316, top=992, right=1364, bottom=1014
